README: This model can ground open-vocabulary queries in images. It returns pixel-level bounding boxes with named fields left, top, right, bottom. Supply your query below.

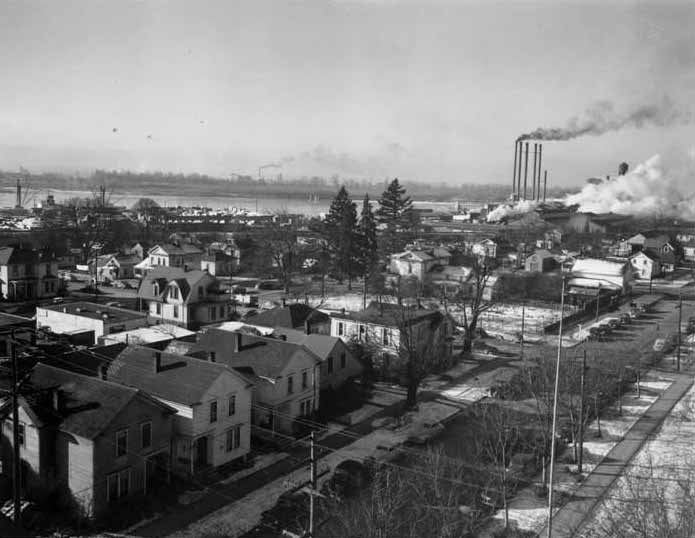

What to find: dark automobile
left=325, top=459, right=372, bottom=498
left=619, top=313, right=632, bottom=325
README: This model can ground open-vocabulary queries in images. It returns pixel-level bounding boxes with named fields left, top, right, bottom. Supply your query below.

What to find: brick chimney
left=209, top=351, right=216, bottom=362
left=52, top=389, right=64, bottom=412
left=232, top=332, right=243, bottom=352
left=153, top=351, right=162, bottom=373
left=304, top=319, right=311, bottom=335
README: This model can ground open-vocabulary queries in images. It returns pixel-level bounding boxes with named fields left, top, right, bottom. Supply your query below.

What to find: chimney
left=99, top=364, right=108, bottom=380
left=282, top=297, right=286, bottom=308
left=341, top=307, right=346, bottom=315
left=543, top=170, right=548, bottom=203
left=233, top=332, right=242, bottom=352
left=279, top=334, right=287, bottom=341
left=208, top=351, right=216, bottom=362
left=512, top=140, right=519, bottom=198
left=153, top=351, right=162, bottom=373
left=536, top=144, right=543, bottom=201
left=304, top=319, right=311, bottom=335
left=531, top=143, right=538, bottom=201
left=52, top=389, right=64, bottom=412
left=523, top=142, right=530, bottom=200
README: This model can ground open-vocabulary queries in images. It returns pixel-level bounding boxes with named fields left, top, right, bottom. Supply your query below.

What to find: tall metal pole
left=677, top=293, right=682, bottom=372
left=512, top=141, right=519, bottom=198
left=308, top=431, right=316, bottom=538
left=10, top=339, right=22, bottom=525
left=578, top=349, right=586, bottom=474
left=523, top=142, right=530, bottom=201
left=547, top=278, right=566, bottom=538
left=537, top=144, right=543, bottom=201
left=531, top=144, right=539, bottom=200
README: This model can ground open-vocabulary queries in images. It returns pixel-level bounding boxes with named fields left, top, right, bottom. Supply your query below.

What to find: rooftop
left=247, top=303, right=329, bottom=330
left=331, top=301, right=445, bottom=327
left=101, top=324, right=196, bottom=345
left=39, top=301, right=147, bottom=323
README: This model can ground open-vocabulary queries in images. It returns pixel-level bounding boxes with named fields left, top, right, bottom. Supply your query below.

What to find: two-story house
left=0, top=364, right=176, bottom=518
left=107, top=346, right=253, bottom=476
left=0, top=247, right=63, bottom=301
left=147, top=243, right=203, bottom=270
left=246, top=303, right=331, bottom=335
left=200, top=249, right=236, bottom=277
left=471, top=239, right=497, bottom=259
left=138, top=267, right=231, bottom=329
left=191, top=328, right=321, bottom=435
left=629, top=251, right=660, bottom=280
left=389, top=248, right=452, bottom=281
left=330, top=302, right=454, bottom=379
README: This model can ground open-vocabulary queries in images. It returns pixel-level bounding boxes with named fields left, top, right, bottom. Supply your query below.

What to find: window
left=116, top=429, right=128, bottom=457
left=155, top=302, right=161, bottom=315
left=173, top=305, right=179, bottom=318
left=107, top=469, right=131, bottom=502
left=287, top=375, right=294, bottom=395
left=219, top=305, right=225, bottom=319
left=170, top=286, right=179, bottom=299
left=153, top=283, right=159, bottom=295
left=225, top=425, right=242, bottom=452
left=382, top=328, right=389, bottom=346
left=302, top=371, right=308, bottom=389
left=340, top=353, right=346, bottom=369
left=198, top=286, right=204, bottom=297
left=359, top=325, right=366, bottom=341
left=209, top=307, right=215, bottom=320
left=210, top=401, right=218, bottom=423
left=17, top=423, right=25, bottom=447
left=228, top=395, right=236, bottom=416
left=300, top=399, right=313, bottom=416
left=338, top=322, right=344, bottom=336
left=327, top=357, right=334, bottom=374
left=141, top=422, right=152, bottom=449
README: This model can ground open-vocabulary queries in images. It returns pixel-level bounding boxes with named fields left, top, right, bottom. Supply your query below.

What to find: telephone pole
left=519, top=301, right=526, bottom=359
left=677, top=293, right=682, bottom=372
left=10, top=340, right=22, bottom=525
left=578, top=350, right=586, bottom=474
left=308, top=430, right=316, bottom=538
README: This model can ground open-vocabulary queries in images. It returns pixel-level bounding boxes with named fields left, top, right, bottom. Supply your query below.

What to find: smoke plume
left=486, top=199, right=539, bottom=223
left=517, top=97, right=691, bottom=142
left=565, top=154, right=695, bottom=219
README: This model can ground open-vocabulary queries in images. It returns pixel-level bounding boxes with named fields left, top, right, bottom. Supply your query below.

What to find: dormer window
left=170, top=286, right=179, bottom=300
left=198, top=286, right=204, bottom=297
left=153, top=283, right=159, bottom=295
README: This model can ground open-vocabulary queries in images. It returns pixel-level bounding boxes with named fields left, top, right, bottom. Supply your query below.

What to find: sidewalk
left=536, top=371, right=694, bottom=538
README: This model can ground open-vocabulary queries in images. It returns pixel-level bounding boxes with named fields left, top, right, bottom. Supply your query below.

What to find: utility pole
left=595, top=283, right=601, bottom=321
left=578, top=350, right=586, bottom=474
left=547, top=277, right=566, bottom=538
left=677, top=293, right=682, bottom=372
left=309, top=430, right=316, bottom=538
left=519, top=300, right=526, bottom=359
left=10, top=339, right=22, bottom=525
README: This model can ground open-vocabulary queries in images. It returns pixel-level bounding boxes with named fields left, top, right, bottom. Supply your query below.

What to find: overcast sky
left=1, top=0, right=694, bottom=186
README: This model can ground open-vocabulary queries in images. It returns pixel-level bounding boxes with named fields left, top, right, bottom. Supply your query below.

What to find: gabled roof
left=331, top=301, right=446, bottom=328
left=149, top=243, right=202, bottom=256
left=570, top=258, right=628, bottom=277
left=272, top=327, right=341, bottom=360
left=192, top=328, right=321, bottom=379
left=26, top=363, right=174, bottom=440
left=108, top=345, right=249, bottom=405
left=529, top=249, right=553, bottom=259
left=138, top=267, right=215, bottom=301
left=248, top=304, right=329, bottom=330
left=0, top=246, right=37, bottom=266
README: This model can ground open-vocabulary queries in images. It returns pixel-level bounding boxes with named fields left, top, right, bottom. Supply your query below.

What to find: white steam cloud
left=487, top=199, right=539, bottom=223
left=565, top=154, right=695, bottom=219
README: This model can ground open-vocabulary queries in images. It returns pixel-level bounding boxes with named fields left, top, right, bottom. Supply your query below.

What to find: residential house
left=36, top=301, right=148, bottom=345
left=627, top=233, right=672, bottom=255
left=0, top=363, right=176, bottom=518
left=470, top=239, right=497, bottom=259
left=208, top=241, right=241, bottom=269
left=629, top=251, right=660, bottom=280
left=107, top=346, right=253, bottom=476
left=0, top=247, right=63, bottom=301
left=568, top=258, right=633, bottom=297
left=139, top=267, right=231, bottom=329
left=330, top=302, right=454, bottom=378
left=246, top=303, right=330, bottom=334
left=682, top=240, right=695, bottom=264
left=192, top=328, right=322, bottom=435
left=147, top=243, right=203, bottom=270
left=389, top=248, right=451, bottom=281
left=607, top=239, right=632, bottom=258
left=272, top=327, right=363, bottom=391
left=201, top=249, right=236, bottom=277
left=524, top=249, right=557, bottom=272
left=92, top=253, right=139, bottom=282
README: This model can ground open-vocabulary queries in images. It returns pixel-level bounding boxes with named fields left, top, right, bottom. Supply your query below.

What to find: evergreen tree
left=358, top=194, right=379, bottom=308
left=376, top=178, right=414, bottom=231
left=324, top=186, right=359, bottom=289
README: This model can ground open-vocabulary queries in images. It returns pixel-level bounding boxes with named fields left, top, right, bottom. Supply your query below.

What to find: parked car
left=607, top=318, right=621, bottom=330
left=619, top=313, right=632, bottom=325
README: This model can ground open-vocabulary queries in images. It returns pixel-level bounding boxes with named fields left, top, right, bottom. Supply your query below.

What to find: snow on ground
left=166, top=398, right=464, bottom=538
left=578, top=380, right=695, bottom=537
left=478, top=373, right=673, bottom=538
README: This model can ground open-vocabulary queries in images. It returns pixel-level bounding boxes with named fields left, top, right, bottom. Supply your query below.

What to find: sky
left=1, top=0, right=694, bottom=187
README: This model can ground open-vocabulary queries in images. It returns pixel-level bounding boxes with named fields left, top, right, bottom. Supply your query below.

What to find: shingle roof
left=331, top=301, right=444, bottom=328
left=193, top=328, right=321, bottom=379
left=150, top=243, right=202, bottom=256
left=108, top=345, right=249, bottom=405
left=27, top=363, right=155, bottom=440
left=272, top=328, right=340, bottom=360
left=571, top=258, right=627, bottom=277
left=0, top=246, right=37, bottom=266
left=138, top=267, right=213, bottom=302
left=249, top=304, right=329, bottom=330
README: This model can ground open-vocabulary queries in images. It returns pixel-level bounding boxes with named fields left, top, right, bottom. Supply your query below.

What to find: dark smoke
left=517, top=97, right=691, bottom=142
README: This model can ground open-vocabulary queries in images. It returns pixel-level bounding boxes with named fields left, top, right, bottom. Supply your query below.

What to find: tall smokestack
left=15, top=178, right=21, bottom=209
left=536, top=144, right=543, bottom=201
left=531, top=143, right=538, bottom=200
left=512, top=141, right=518, bottom=198
left=523, top=142, right=529, bottom=200
left=517, top=142, right=523, bottom=200
left=543, top=170, right=548, bottom=202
